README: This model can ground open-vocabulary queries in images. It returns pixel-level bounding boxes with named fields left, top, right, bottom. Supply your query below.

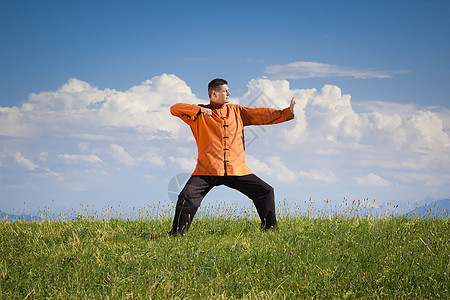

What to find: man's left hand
left=290, top=96, right=296, bottom=115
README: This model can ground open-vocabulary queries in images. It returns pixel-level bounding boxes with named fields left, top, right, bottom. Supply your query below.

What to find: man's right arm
left=170, top=103, right=202, bottom=123
left=171, top=103, right=213, bottom=122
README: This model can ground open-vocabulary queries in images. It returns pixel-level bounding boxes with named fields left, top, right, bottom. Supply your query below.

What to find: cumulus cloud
left=58, top=154, right=103, bottom=164
left=169, top=156, right=196, bottom=172
left=299, top=169, right=339, bottom=183
left=245, top=77, right=449, bottom=159
left=246, top=155, right=274, bottom=176
left=0, top=74, right=449, bottom=213
left=264, top=61, right=408, bottom=79
left=108, top=144, right=137, bottom=166
left=268, top=156, right=297, bottom=183
left=142, top=152, right=165, bottom=166
left=245, top=155, right=297, bottom=183
left=240, top=79, right=361, bottom=144
left=306, top=84, right=360, bottom=142
left=35, top=167, right=64, bottom=181
left=13, top=152, right=38, bottom=171
left=0, top=74, right=200, bottom=140
left=409, top=110, right=450, bottom=150
left=354, top=173, right=391, bottom=187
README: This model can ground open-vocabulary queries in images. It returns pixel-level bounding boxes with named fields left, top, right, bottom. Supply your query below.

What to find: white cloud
left=358, top=111, right=406, bottom=149
left=169, top=156, right=196, bottom=172
left=108, top=144, right=136, bottom=166
left=245, top=77, right=449, bottom=173
left=13, top=152, right=38, bottom=171
left=246, top=155, right=297, bottom=183
left=246, top=155, right=274, bottom=177
left=354, top=173, right=391, bottom=187
left=142, top=152, right=165, bottom=166
left=58, top=154, right=103, bottom=164
left=268, top=156, right=297, bottom=183
left=33, top=167, right=64, bottom=181
left=299, top=169, right=339, bottom=183
left=1, top=74, right=449, bottom=214
left=239, top=77, right=313, bottom=144
left=409, top=110, right=450, bottom=150
left=265, top=61, right=408, bottom=79
left=306, top=85, right=360, bottom=142
left=0, top=74, right=200, bottom=141
left=0, top=106, right=38, bottom=137
left=390, top=171, right=449, bottom=187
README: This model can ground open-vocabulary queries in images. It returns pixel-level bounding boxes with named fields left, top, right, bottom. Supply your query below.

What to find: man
left=170, top=78, right=295, bottom=235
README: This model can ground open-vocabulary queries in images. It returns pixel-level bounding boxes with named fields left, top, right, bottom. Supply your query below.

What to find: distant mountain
left=403, top=198, right=449, bottom=218
left=0, top=211, right=41, bottom=221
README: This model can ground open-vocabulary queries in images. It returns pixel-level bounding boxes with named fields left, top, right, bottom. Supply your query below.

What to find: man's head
left=208, top=78, right=230, bottom=106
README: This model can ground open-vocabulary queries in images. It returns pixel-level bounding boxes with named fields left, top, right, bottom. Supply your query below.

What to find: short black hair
left=208, top=78, right=228, bottom=99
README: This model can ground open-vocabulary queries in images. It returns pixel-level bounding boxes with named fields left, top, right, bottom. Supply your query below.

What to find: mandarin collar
left=209, top=103, right=226, bottom=110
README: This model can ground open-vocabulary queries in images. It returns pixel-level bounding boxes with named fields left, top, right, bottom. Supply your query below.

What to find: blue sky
left=2, top=0, right=449, bottom=107
left=1, top=0, right=449, bottom=217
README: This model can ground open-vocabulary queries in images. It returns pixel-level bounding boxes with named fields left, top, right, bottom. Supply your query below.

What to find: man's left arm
left=241, top=96, right=296, bottom=126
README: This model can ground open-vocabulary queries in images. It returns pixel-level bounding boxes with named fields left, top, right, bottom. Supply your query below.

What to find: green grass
left=0, top=205, right=449, bottom=299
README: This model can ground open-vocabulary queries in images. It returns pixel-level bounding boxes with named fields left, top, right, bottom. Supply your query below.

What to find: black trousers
left=170, top=174, right=277, bottom=234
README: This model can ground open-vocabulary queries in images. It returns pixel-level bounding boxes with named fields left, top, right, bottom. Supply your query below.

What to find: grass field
left=0, top=202, right=448, bottom=299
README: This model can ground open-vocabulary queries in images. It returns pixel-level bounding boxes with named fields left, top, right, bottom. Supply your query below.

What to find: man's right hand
left=200, top=107, right=212, bottom=117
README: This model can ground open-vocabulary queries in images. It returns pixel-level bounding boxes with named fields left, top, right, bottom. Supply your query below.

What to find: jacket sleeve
left=170, top=103, right=201, bottom=124
left=240, top=106, right=295, bottom=126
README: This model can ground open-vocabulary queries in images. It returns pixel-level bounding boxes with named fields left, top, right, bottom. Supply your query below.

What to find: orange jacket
left=171, top=103, right=295, bottom=176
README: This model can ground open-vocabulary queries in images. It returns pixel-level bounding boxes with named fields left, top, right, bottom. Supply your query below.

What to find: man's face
left=212, top=84, right=230, bottom=106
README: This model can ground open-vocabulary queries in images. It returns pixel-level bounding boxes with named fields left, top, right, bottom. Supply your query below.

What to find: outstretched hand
left=290, top=96, right=296, bottom=115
